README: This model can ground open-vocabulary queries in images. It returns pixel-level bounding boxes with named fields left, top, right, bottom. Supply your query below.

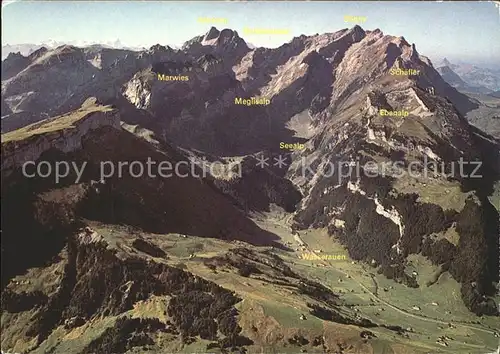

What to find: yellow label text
left=390, top=68, right=420, bottom=76
left=379, top=109, right=409, bottom=117
left=301, top=253, right=347, bottom=261
left=280, top=142, right=305, bottom=151
left=198, top=17, right=228, bottom=24
left=243, top=27, right=290, bottom=35
left=234, top=97, right=270, bottom=106
left=344, top=15, right=367, bottom=23
left=157, top=74, right=189, bottom=81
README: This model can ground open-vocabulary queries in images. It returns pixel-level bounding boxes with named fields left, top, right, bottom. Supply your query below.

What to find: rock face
left=1, top=51, right=31, bottom=80
left=1, top=99, right=120, bottom=173
left=1, top=106, right=282, bottom=245
left=186, top=27, right=250, bottom=68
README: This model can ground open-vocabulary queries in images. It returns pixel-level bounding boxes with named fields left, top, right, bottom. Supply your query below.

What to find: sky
left=2, top=1, right=500, bottom=64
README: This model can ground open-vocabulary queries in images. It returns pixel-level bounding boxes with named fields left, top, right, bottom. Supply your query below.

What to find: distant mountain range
left=436, top=64, right=490, bottom=94
left=1, top=40, right=146, bottom=60
left=490, top=90, right=500, bottom=98
left=434, top=57, right=500, bottom=93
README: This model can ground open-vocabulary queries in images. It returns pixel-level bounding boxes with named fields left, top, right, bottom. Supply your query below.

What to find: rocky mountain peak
left=409, top=43, right=419, bottom=61
left=286, top=35, right=309, bottom=51
left=54, top=44, right=80, bottom=54
left=31, top=45, right=85, bottom=68
left=5, top=51, right=25, bottom=61
left=443, top=57, right=452, bottom=67
left=27, top=46, right=49, bottom=61
left=219, top=28, right=242, bottom=44
left=338, top=25, right=366, bottom=43
left=1, top=51, right=31, bottom=80
left=201, top=27, right=247, bottom=49
left=148, top=44, right=169, bottom=53
left=351, top=25, right=366, bottom=38
left=396, top=36, right=410, bottom=47
left=204, top=26, right=221, bottom=41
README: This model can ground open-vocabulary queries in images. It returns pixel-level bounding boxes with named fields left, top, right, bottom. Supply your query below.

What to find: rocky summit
left=2, top=3, right=500, bottom=354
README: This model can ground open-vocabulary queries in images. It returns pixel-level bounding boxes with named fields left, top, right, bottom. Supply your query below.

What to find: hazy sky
left=2, top=1, right=500, bottom=63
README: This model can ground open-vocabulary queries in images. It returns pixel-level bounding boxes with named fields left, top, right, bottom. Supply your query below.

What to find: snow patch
left=347, top=179, right=366, bottom=196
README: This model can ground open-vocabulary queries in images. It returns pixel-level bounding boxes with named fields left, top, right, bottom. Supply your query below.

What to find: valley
left=254, top=209, right=500, bottom=351
left=3, top=208, right=497, bottom=353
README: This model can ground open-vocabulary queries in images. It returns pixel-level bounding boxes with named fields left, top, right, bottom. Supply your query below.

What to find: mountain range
left=1, top=25, right=499, bottom=354
left=1, top=40, right=146, bottom=60
left=435, top=58, right=500, bottom=93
